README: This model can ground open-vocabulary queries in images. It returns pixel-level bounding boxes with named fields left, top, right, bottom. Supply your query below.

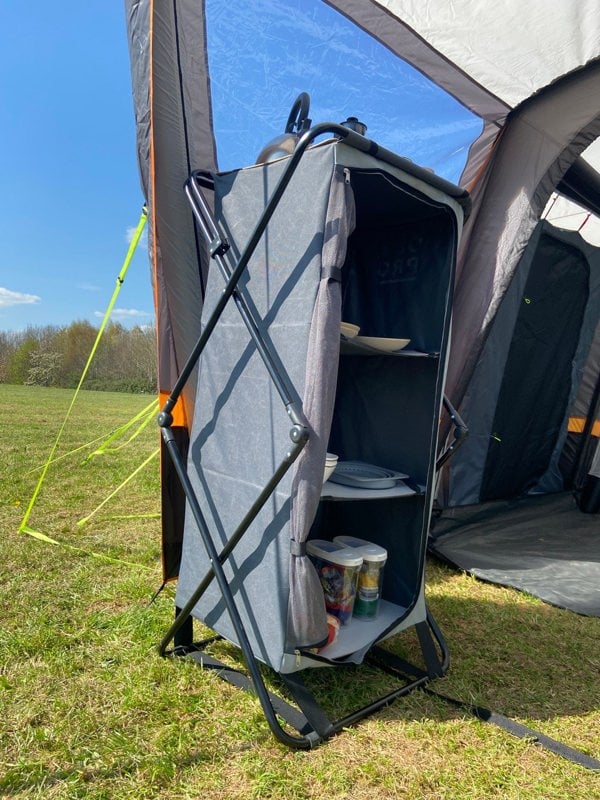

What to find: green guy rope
left=19, top=207, right=148, bottom=537
left=83, top=397, right=158, bottom=461
left=76, top=447, right=160, bottom=528
left=23, top=397, right=158, bottom=476
left=20, top=526, right=154, bottom=571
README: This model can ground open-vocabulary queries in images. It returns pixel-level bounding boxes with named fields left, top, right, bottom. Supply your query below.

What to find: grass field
left=1, top=384, right=599, bottom=799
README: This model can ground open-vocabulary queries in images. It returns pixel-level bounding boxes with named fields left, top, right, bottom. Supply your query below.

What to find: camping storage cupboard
left=161, top=134, right=469, bottom=746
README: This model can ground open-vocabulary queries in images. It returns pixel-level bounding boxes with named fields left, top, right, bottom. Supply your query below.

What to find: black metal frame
left=165, top=612, right=448, bottom=748
left=157, top=125, right=461, bottom=748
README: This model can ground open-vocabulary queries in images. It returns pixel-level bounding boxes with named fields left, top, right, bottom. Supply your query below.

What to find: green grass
left=1, top=384, right=599, bottom=799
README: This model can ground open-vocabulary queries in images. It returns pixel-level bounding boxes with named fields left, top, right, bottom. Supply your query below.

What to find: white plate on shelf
left=329, top=461, right=408, bottom=489
left=354, top=336, right=410, bottom=352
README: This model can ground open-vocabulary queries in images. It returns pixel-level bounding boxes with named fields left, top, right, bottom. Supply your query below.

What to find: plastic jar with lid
left=306, top=539, right=363, bottom=625
left=333, top=535, right=387, bottom=618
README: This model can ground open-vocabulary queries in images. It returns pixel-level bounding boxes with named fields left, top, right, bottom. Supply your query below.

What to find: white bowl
left=323, top=452, right=339, bottom=483
left=340, top=321, right=360, bottom=339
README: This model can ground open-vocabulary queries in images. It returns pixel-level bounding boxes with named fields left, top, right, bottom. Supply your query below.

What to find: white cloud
left=95, top=308, right=151, bottom=319
left=126, top=225, right=148, bottom=249
left=77, top=282, right=102, bottom=292
left=0, top=287, right=41, bottom=307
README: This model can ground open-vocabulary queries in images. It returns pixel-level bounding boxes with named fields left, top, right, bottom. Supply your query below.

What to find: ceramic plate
left=354, top=336, right=410, bottom=352
left=329, top=461, right=408, bottom=489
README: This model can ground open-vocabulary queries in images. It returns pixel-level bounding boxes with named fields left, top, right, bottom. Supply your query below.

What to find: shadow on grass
left=2, top=560, right=598, bottom=795
left=158, top=563, right=600, bottom=738
left=0, top=750, right=223, bottom=798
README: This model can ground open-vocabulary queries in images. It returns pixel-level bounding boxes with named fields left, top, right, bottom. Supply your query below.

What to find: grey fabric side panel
left=287, top=166, right=356, bottom=650
left=151, top=0, right=216, bottom=416
left=124, top=0, right=156, bottom=349
left=125, top=0, right=206, bottom=578
left=479, top=234, right=589, bottom=501
left=534, top=227, right=600, bottom=494
left=448, top=221, right=600, bottom=506
left=175, top=146, right=337, bottom=669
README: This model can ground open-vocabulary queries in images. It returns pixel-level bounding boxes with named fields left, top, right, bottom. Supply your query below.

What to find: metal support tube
left=184, top=177, right=308, bottom=427
left=159, top=426, right=315, bottom=749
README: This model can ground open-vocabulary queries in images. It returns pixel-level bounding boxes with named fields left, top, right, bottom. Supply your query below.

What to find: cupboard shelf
left=340, top=339, right=439, bottom=358
left=301, top=600, right=408, bottom=662
left=321, top=479, right=420, bottom=500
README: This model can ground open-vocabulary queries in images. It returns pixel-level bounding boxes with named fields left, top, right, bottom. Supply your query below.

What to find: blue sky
left=0, top=1, right=482, bottom=333
left=0, top=2, right=151, bottom=332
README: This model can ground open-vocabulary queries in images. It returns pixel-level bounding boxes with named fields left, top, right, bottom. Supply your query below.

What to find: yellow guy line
left=18, top=208, right=148, bottom=535
left=19, top=525, right=154, bottom=571
left=23, top=398, right=158, bottom=475
left=84, top=398, right=158, bottom=460
left=77, top=447, right=160, bottom=528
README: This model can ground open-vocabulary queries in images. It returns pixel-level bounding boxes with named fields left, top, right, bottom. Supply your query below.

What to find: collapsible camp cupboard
left=159, top=129, right=469, bottom=747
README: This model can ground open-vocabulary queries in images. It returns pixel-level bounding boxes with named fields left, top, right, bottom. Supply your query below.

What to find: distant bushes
left=0, top=321, right=157, bottom=393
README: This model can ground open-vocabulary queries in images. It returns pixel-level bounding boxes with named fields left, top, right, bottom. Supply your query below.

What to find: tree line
left=0, top=321, right=157, bottom=393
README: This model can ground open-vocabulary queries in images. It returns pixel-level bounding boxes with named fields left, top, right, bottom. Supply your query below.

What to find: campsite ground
left=1, top=384, right=599, bottom=799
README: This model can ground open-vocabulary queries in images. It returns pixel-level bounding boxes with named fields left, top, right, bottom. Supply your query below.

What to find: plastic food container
left=306, top=539, right=363, bottom=625
left=333, top=535, right=387, bottom=618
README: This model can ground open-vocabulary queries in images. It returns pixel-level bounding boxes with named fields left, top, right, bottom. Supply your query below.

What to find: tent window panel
left=204, top=0, right=482, bottom=181
left=480, top=234, right=590, bottom=502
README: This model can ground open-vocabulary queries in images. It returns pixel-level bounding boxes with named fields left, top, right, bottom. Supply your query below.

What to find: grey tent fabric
left=125, top=0, right=215, bottom=423
left=124, top=0, right=151, bottom=202
left=446, top=221, right=600, bottom=507
left=125, top=2, right=600, bottom=593
left=431, top=220, right=600, bottom=617
left=447, top=63, right=600, bottom=412
left=287, top=166, right=356, bottom=649
left=431, top=493, right=600, bottom=617
left=125, top=0, right=218, bottom=579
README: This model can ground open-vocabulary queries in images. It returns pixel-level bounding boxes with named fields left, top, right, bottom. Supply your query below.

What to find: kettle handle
left=285, top=92, right=311, bottom=134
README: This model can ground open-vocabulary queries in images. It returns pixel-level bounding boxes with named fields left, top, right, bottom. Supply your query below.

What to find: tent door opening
left=431, top=221, right=600, bottom=617
left=480, top=233, right=590, bottom=502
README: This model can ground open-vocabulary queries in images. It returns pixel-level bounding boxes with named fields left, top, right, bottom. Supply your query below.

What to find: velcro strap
left=290, top=540, right=307, bottom=556
left=320, top=264, right=342, bottom=282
